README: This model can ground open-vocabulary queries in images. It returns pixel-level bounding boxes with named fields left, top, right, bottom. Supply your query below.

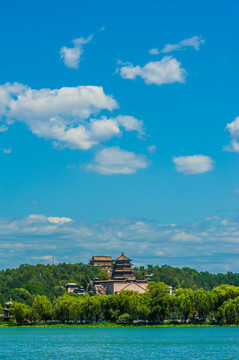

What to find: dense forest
left=134, top=265, right=239, bottom=290
left=1, top=262, right=239, bottom=306
left=0, top=263, right=99, bottom=304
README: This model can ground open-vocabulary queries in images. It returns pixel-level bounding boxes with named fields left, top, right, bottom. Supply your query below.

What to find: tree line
left=1, top=262, right=239, bottom=306
left=3, top=283, right=239, bottom=326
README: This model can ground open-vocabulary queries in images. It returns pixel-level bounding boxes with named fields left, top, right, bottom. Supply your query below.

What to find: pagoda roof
left=90, top=256, right=113, bottom=261
left=66, top=283, right=78, bottom=286
left=116, top=252, right=130, bottom=261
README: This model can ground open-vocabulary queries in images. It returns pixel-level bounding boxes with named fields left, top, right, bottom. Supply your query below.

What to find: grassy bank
left=1, top=321, right=238, bottom=328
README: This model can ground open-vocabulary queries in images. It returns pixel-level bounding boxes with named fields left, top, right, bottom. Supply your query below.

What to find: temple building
left=66, top=283, right=85, bottom=294
left=89, top=255, right=114, bottom=275
left=111, top=252, right=135, bottom=280
left=66, top=283, right=79, bottom=293
left=93, top=252, right=148, bottom=295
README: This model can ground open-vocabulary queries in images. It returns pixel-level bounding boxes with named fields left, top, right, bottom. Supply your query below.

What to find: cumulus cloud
left=60, top=35, right=93, bottom=69
left=0, top=82, right=146, bottom=151
left=161, top=36, right=205, bottom=53
left=224, top=116, right=239, bottom=152
left=173, top=155, right=214, bottom=175
left=119, top=56, right=186, bottom=85
left=47, top=217, right=72, bottom=225
left=1, top=214, right=239, bottom=272
left=28, top=214, right=72, bottom=225
left=87, top=146, right=149, bottom=175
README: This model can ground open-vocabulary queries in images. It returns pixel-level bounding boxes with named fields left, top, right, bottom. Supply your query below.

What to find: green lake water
left=1, top=327, right=239, bottom=359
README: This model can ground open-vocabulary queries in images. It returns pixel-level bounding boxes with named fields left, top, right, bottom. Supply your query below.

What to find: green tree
left=116, top=313, right=132, bottom=324
left=102, top=294, right=120, bottom=322
left=53, top=294, right=74, bottom=322
left=10, top=302, right=30, bottom=325
left=175, top=288, right=195, bottom=322
left=97, top=271, right=110, bottom=280
left=147, top=282, right=173, bottom=323
left=84, top=295, right=105, bottom=322
left=32, top=295, right=52, bottom=321
left=68, top=296, right=88, bottom=323
left=194, top=288, right=214, bottom=321
left=219, top=297, right=239, bottom=324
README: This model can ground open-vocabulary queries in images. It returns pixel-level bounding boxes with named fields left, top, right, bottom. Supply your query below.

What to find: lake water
left=1, top=327, right=239, bottom=359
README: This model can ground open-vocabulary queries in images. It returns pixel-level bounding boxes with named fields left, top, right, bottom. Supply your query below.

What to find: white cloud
left=225, top=116, right=239, bottom=137
left=1, top=214, right=239, bottom=272
left=119, top=56, right=186, bottom=85
left=60, top=35, right=93, bottom=69
left=28, top=214, right=46, bottom=221
left=225, top=140, right=239, bottom=153
left=8, top=84, right=116, bottom=123
left=161, top=36, right=205, bottom=53
left=173, top=155, right=214, bottom=175
left=1, top=148, right=12, bottom=154
left=0, top=83, right=145, bottom=152
left=87, top=146, right=149, bottom=175
left=0, top=82, right=28, bottom=116
left=224, top=116, right=239, bottom=152
left=116, top=115, right=144, bottom=137
left=28, top=214, right=72, bottom=225
left=149, top=48, right=159, bottom=55
left=31, top=255, right=54, bottom=262
left=220, top=219, right=238, bottom=226
left=147, top=145, right=156, bottom=154
left=0, top=125, right=8, bottom=132
left=47, top=217, right=72, bottom=225
left=204, top=215, right=220, bottom=221
left=172, top=231, right=201, bottom=242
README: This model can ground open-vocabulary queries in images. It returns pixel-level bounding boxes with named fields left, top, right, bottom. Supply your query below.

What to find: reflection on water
left=1, top=327, right=239, bottom=360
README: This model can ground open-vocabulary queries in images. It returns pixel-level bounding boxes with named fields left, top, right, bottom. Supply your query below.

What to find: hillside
left=1, top=262, right=239, bottom=305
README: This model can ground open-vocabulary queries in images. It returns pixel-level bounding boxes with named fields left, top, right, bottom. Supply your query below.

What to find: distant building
left=93, top=252, right=148, bottom=295
left=89, top=255, right=114, bottom=275
left=66, top=283, right=79, bottom=293
left=3, top=299, right=13, bottom=321
left=111, top=252, right=135, bottom=280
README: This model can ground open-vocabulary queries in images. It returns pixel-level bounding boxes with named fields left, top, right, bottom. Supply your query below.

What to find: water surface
left=1, top=327, right=239, bottom=359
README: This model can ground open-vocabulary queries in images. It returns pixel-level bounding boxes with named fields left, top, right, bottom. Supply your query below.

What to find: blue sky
left=0, top=0, right=239, bottom=272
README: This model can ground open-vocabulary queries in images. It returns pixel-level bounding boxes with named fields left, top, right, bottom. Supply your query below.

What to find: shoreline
left=1, top=322, right=238, bottom=328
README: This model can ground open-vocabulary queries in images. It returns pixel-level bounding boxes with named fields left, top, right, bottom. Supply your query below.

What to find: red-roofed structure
left=89, top=255, right=114, bottom=274
left=93, top=252, right=148, bottom=294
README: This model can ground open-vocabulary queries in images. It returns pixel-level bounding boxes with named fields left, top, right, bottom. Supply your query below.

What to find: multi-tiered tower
left=111, top=252, right=135, bottom=280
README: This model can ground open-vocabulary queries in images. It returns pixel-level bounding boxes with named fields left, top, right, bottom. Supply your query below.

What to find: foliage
left=97, top=271, right=110, bottom=280
left=116, top=313, right=132, bottom=324
left=175, top=288, right=195, bottom=322
left=135, top=265, right=239, bottom=290
left=1, top=262, right=239, bottom=306
left=4, top=283, right=239, bottom=325
left=32, top=295, right=53, bottom=322
left=10, top=302, right=30, bottom=325
left=0, top=263, right=99, bottom=304
left=1, top=263, right=239, bottom=325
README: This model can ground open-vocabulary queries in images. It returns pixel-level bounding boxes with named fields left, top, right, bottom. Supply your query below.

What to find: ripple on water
left=1, top=327, right=239, bottom=360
